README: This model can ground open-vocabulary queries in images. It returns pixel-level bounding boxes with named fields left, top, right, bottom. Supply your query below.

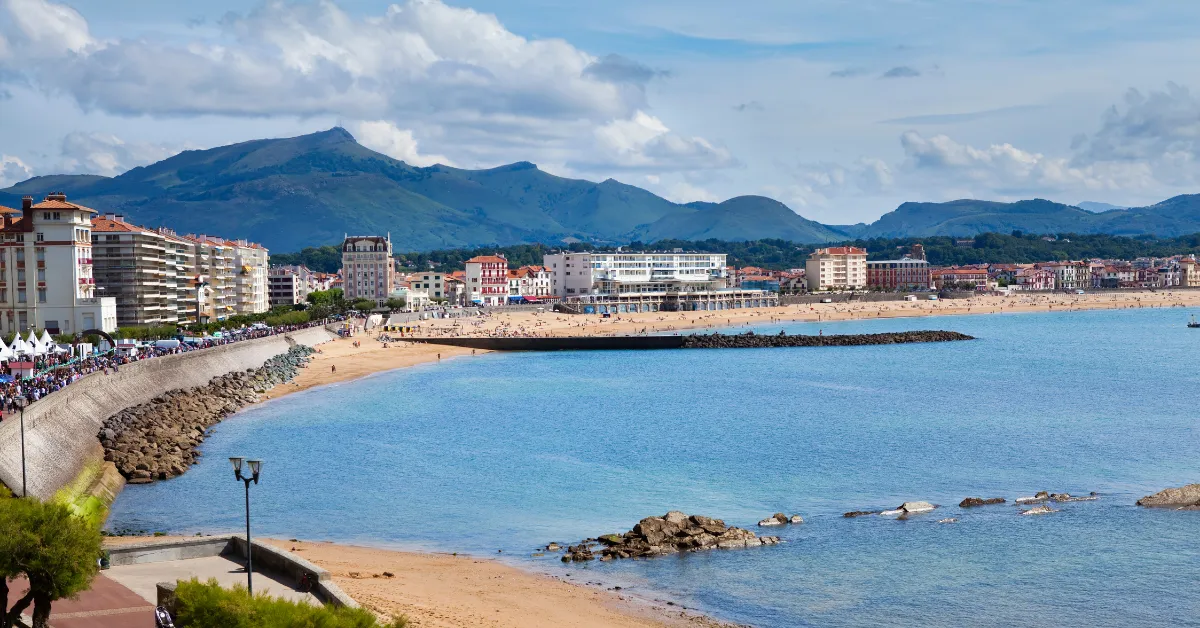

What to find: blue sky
left=3, top=0, right=1200, bottom=224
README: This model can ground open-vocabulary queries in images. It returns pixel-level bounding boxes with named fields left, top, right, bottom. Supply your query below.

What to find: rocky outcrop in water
left=757, top=512, right=803, bottom=526
left=681, top=330, right=973, bottom=349
left=560, top=511, right=779, bottom=562
left=1137, top=484, right=1200, bottom=508
left=959, top=497, right=1006, bottom=508
left=98, top=346, right=315, bottom=483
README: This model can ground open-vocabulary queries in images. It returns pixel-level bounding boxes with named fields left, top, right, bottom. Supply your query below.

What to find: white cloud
left=664, top=181, right=719, bottom=203
left=57, top=132, right=180, bottom=176
left=1, top=0, right=93, bottom=58
left=584, top=110, right=735, bottom=171
left=0, top=154, right=33, bottom=187
left=352, top=120, right=454, bottom=167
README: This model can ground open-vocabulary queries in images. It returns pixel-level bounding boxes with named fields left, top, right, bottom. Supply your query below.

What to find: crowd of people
left=0, top=319, right=331, bottom=419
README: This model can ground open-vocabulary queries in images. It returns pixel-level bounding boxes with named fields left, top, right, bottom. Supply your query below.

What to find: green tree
left=351, top=299, right=377, bottom=312
left=384, top=298, right=406, bottom=311
left=0, top=498, right=103, bottom=628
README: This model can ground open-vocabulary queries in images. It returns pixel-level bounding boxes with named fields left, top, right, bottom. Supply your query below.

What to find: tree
left=384, top=298, right=407, bottom=311
left=351, top=299, right=377, bottom=312
left=0, top=498, right=102, bottom=628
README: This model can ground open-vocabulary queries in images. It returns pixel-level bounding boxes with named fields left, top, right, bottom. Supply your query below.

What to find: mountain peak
left=319, top=126, right=357, bottom=142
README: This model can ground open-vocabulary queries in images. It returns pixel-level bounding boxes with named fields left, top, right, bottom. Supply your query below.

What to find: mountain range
left=3, top=127, right=1200, bottom=252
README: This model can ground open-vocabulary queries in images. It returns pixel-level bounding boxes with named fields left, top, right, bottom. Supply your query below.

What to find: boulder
left=1137, top=484, right=1200, bottom=508
left=572, top=512, right=780, bottom=561
left=843, top=510, right=880, bottom=518
left=959, top=497, right=1006, bottom=508
left=1020, top=506, right=1057, bottom=516
left=789, top=515, right=804, bottom=524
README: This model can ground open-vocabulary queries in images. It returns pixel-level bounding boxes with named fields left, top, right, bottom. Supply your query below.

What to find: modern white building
left=342, top=235, right=394, bottom=306
left=387, top=286, right=431, bottom=311
left=232, top=240, right=269, bottom=315
left=544, top=251, right=775, bottom=312
left=0, top=194, right=117, bottom=334
left=805, top=246, right=868, bottom=291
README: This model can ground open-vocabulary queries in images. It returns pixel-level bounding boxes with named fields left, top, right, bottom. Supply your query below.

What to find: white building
left=231, top=240, right=269, bottom=315
left=508, top=266, right=552, bottom=298
left=342, top=235, right=394, bottom=306
left=805, top=247, right=867, bottom=291
left=388, top=286, right=431, bottom=311
left=0, top=194, right=117, bottom=334
left=465, top=255, right=508, bottom=306
left=543, top=251, right=773, bottom=312
left=410, top=271, right=447, bottom=300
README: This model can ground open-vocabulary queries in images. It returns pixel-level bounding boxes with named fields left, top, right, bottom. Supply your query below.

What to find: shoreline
left=261, top=290, right=1200, bottom=406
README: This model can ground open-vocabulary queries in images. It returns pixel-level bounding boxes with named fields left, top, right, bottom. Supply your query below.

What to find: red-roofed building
left=0, top=193, right=118, bottom=334
left=466, top=255, right=509, bottom=306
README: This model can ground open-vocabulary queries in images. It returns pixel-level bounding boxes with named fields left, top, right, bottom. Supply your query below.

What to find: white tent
left=0, top=337, right=13, bottom=361
left=10, top=336, right=27, bottom=357
left=27, top=330, right=48, bottom=356
left=38, top=330, right=53, bottom=347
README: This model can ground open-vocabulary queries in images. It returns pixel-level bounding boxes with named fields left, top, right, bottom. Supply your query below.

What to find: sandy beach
left=263, top=539, right=735, bottom=628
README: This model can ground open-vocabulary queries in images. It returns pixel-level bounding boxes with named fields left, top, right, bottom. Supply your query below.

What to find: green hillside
left=0, top=128, right=841, bottom=251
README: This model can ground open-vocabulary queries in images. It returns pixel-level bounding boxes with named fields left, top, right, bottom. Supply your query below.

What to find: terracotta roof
left=0, top=206, right=18, bottom=215
left=814, top=246, right=867, bottom=256
left=467, top=255, right=507, bottom=264
left=31, top=198, right=98, bottom=213
left=91, top=217, right=151, bottom=233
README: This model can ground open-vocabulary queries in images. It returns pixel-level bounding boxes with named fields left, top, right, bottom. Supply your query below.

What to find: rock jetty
left=1137, top=484, right=1200, bottom=509
left=560, top=511, right=779, bottom=562
left=680, top=330, right=973, bottom=349
left=98, top=346, right=315, bottom=483
left=959, top=497, right=1006, bottom=508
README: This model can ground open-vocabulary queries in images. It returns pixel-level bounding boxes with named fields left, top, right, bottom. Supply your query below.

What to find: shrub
left=173, top=578, right=408, bottom=628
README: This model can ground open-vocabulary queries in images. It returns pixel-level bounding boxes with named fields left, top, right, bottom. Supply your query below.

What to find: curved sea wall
left=0, top=327, right=335, bottom=500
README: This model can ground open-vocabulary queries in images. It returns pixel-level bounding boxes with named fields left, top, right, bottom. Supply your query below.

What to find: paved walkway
left=8, top=574, right=155, bottom=628
left=106, top=555, right=320, bottom=606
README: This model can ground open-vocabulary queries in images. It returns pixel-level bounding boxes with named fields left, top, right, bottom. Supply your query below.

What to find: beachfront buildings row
left=0, top=193, right=270, bottom=334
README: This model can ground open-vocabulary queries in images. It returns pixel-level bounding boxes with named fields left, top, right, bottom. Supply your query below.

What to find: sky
left=3, top=0, right=1200, bottom=225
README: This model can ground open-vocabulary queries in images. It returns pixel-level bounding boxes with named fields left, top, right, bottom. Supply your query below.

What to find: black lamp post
left=229, top=456, right=262, bottom=595
left=14, top=395, right=26, bottom=497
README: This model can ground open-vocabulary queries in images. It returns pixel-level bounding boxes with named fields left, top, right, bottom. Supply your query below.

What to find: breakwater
left=406, top=330, right=973, bottom=352
left=100, top=346, right=315, bottom=484
left=0, top=327, right=335, bottom=500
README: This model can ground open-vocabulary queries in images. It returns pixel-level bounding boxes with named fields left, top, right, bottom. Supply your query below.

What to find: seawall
left=0, top=327, right=335, bottom=501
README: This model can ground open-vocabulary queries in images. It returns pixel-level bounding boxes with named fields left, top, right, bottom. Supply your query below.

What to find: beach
left=269, top=290, right=1200, bottom=401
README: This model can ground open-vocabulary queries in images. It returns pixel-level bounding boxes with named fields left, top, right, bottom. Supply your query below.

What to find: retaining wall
left=0, top=327, right=335, bottom=500
left=108, top=535, right=357, bottom=608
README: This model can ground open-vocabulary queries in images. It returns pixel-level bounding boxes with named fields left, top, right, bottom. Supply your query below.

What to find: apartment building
left=866, top=258, right=931, bottom=291
left=465, top=255, right=509, bottom=306
left=342, top=235, right=394, bottom=306
left=805, top=247, right=867, bottom=292
left=92, top=215, right=175, bottom=327
left=932, top=268, right=990, bottom=291
left=268, top=265, right=313, bottom=307
left=0, top=194, right=118, bottom=334
left=507, top=266, right=552, bottom=298
left=157, top=228, right=198, bottom=324
left=1180, top=257, right=1200, bottom=287
left=1041, top=261, right=1091, bottom=290
left=411, top=271, right=447, bottom=300
left=232, top=240, right=269, bottom=314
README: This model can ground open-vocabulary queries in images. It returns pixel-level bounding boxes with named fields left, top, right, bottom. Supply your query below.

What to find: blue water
left=111, top=308, right=1200, bottom=626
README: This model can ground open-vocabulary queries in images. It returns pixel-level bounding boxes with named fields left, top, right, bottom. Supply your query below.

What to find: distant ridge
left=3, top=127, right=1200, bottom=251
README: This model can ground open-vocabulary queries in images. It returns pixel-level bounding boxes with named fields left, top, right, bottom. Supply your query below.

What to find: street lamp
left=229, top=456, right=262, bottom=595
left=13, top=395, right=26, bottom=497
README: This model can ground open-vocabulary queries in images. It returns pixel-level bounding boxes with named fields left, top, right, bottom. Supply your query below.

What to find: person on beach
left=332, top=365, right=336, bottom=373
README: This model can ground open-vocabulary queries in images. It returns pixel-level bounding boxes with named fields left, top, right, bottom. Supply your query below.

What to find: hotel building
left=866, top=258, right=931, bottom=291
left=0, top=194, right=117, bottom=334
left=465, top=255, right=509, bottom=306
left=341, top=235, right=394, bottom=306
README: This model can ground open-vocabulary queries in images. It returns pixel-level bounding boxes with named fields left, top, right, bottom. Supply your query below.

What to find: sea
left=109, top=307, right=1200, bottom=627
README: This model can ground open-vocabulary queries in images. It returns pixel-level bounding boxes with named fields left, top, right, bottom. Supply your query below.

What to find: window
left=15, top=249, right=23, bottom=262
left=18, top=311, right=26, bottom=330
left=37, top=289, right=45, bottom=303
left=16, top=270, right=24, bottom=282
left=37, top=268, right=44, bottom=282
left=35, top=233, right=43, bottom=242
left=17, top=289, right=25, bottom=303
